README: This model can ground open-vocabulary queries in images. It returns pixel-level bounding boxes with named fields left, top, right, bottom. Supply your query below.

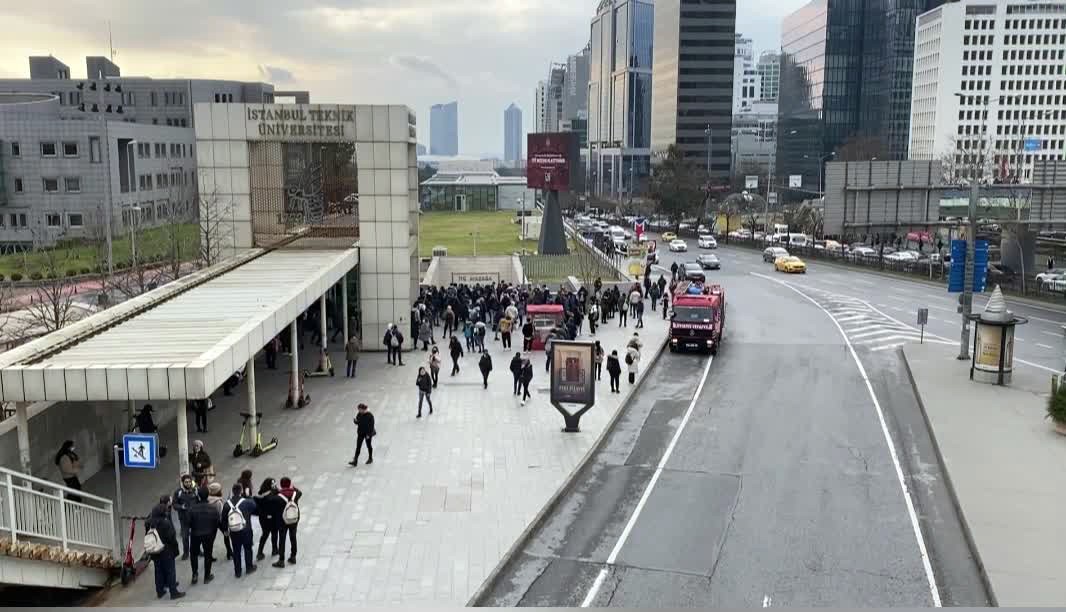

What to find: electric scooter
left=232, top=412, right=279, bottom=457
left=119, top=515, right=150, bottom=586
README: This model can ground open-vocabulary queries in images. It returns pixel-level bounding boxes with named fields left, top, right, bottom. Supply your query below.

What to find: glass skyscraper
left=430, top=101, right=458, bottom=156
left=587, top=0, right=655, bottom=199
left=504, top=103, right=522, bottom=162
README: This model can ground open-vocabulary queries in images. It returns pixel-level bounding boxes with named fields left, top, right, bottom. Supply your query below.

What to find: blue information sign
left=948, top=239, right=988, bottom=293
left=122, top=433, right=158, bottom=469
left=1024, top=137, right=1041, bottom=152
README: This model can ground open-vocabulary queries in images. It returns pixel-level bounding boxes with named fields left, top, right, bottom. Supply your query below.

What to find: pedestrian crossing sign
left=122, top=433, right=158, bottom=469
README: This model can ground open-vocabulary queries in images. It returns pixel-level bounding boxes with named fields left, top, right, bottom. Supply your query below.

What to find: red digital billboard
left=527, top=132, right=574, bottom=191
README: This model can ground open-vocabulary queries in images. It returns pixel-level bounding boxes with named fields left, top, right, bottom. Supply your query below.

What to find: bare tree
left=156, top=182, right=198, bottom=282
left=22, top=231, right=80, bottom=333
left=198, top=190, right=235, bottom=267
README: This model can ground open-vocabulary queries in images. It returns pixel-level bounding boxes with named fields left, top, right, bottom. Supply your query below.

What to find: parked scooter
left=232, top=412, right=278, bottom=457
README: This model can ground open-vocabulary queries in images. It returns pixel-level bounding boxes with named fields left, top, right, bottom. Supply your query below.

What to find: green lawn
left=0, top=223, right=199, bottom=279
left=418, top=211, right=534, bottom=257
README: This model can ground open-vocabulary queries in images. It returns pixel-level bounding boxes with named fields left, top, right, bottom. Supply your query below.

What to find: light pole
left=954, top=91, right=990, bottom=360
left=704, top=124, right=712, bottom=178
left=469, top=231, right=479, bottom=257
left=122, top=204, right=142, bottom=272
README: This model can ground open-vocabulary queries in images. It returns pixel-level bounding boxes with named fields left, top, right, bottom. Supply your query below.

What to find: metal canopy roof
left=0, top=248, right=357, bottom=403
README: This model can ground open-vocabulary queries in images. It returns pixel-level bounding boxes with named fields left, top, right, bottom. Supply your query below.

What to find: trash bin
left=971, top=286, right=1028, bottom=386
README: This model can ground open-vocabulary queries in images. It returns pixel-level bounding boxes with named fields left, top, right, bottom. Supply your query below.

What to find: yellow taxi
left=774, top=255, right=807, bottom=274
left=661, top=231, right=678, bottom=242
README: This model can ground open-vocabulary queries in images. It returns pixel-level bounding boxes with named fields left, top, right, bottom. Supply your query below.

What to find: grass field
left=0, top=223, right=199, bottom=279
left=418, top=211, right=533, bottom=257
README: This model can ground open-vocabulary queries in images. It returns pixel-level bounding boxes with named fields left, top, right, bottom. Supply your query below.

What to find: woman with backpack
left=275, top=477, right=302, bottom=567
left=207, top=482, right=234, bottom=561
left=54, top=440, right=83, bottom=503
left=416, top=367, right=434, bottom=418
left=478, top=351, right=493, bottom=389
left=145, top=502, right=185, bottom=599
left=223, top=483, right=257, bottom=578
left=254, top=478, right=279, bottom=562
left=626, top=344, right=641, bottom=385
left=428, top=346, right=442, bottom=388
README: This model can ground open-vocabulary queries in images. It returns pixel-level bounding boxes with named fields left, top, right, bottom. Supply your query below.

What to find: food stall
left=527, top=304, right=565, bottom=350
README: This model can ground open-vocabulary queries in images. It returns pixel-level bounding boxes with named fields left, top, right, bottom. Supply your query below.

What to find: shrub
left=1048, top=380, right=1066, bottom=425
left=45, top=271, right=56, bottom=280
left=65, top=269, right=78, bottom=277
left=11, top=273, right=23, bottom=282
left=80, top=267, right=92, bottom=275
left=29, top=272, right=43, bottom=281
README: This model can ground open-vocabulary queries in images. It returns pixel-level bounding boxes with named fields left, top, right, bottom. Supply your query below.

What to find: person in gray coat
left=345, top=335, right=361, bottom=378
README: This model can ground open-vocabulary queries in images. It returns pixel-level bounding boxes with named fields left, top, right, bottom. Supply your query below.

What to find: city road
left=474, top=239, right=991, bottom=607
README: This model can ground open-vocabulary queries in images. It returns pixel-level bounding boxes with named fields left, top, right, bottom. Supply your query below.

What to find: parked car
left=763, top=247, right=790, bottom=263
left=697, top=235, right=718, bottom=249
left=1035, top=268, right=1066, bottom=284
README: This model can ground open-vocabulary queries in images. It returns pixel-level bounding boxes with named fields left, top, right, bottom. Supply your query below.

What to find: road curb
left=466, top=333, right=670, bottom=606
left=899, top=346, right=999, bottom=607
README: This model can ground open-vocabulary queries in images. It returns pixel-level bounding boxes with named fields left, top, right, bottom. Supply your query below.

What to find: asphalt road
left=474, top=239, right=989, bottom=607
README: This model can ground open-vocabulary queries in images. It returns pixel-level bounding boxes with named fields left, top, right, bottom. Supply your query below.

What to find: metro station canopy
left=0, top=248, right=356, bottom=403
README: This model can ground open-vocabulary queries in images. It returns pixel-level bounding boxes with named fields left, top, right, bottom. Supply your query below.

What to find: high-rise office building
left=504, top=103, right=523, bottom=162
left=588, top=0, right=655, bottom=198
left=909, top=0, right=1066, bottom=183
left=650, top=0, right=737, bottom=184
left=535, top=80, right=547, bottom=133
left=545, top=63, right=568, bottom=133
left=430, top=101, right=458, bottom=156
left=733, top=34, right=761, bottom=114
left=776, top=0, right=944, bottom=199
left=564, top=44, right=591, bottom=124
left=757, top=51, right=780, bottom=102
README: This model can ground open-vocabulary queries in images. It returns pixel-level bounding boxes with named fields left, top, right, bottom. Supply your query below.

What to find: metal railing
left=520, top=252, right=620, bottom=283
left=0, top=466, right=114, bottom=553
left=562, top=220, right=629, bottom=279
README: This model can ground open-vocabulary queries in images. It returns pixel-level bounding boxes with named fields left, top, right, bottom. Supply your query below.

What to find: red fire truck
left=669, top=281, right=726, bottom=354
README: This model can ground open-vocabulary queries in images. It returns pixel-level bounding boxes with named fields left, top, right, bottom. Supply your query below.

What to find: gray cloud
left=389, top=55, right=458, bottom=89
left=258, top=64, right=295, bottom=83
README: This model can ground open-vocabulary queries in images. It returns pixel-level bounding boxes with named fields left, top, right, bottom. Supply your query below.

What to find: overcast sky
left=0, top=0, right=807, bottom=157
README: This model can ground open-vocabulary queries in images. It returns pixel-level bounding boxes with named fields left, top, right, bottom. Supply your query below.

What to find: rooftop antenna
left=108, top=21, right=116, bottom=63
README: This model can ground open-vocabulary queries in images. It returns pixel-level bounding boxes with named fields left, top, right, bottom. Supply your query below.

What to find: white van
left=788, top=233, right=809, bottom=248
left=608, top=226, right=627, bottom=242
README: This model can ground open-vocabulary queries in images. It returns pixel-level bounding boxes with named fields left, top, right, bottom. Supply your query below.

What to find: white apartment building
left=535, top=80, right=547, bottom=133
left=733, top=34, right=761, bottom=114
left=909, top=0, right=1066, bottom=183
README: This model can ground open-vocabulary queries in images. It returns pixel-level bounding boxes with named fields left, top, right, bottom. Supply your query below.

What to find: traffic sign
left=1024, top=137, right=1041, bottom=152
left=948, top=239, right=989, bottom=293
left=122, top=433, right=158, bottom=469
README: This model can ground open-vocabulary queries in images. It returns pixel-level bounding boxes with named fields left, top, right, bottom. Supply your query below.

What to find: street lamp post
left=704, top=124, right=712, bottom=178
left=954, top=91, right=989, bottom=360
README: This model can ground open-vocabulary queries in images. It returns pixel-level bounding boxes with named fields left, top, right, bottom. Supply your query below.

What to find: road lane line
left=1018, top=358, right=1060, bottom=373
left=752, top=272, right=942, bottom=607
left=846, top=324, right=889, bottom=333
left=580, top=355, right=716, bottom=608
left=851, top=329, right=913, bottom=340
left=1042, top=331, right=1060, bottom=338
left=1037, top=343, right=1054, bottom=350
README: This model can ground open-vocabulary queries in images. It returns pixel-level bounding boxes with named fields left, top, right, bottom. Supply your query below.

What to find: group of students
left=143, top=469, right=303, bottom=600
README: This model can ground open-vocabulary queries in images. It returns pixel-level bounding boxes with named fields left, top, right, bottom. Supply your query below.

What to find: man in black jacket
left=349, top=403, right=376, bottom=466
left=188, top=488, right=218, bottom=584
left=222, top=484, right=258, bottom=578
left=172, top=475, right=197, bottom=560
left=146, top=503, right=185, bottom=600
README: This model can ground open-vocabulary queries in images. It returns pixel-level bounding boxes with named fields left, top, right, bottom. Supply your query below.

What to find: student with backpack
left=254, top=478, right=280, bottom=562
left=144, top=502, right=185, bottom=599
left=188, top=487, right=219, bottom=585
left=275, top=477, right=303, bottom=567
left=222, top=483, right=258, bottom=578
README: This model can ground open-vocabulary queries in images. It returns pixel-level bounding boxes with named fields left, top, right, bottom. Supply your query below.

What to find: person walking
left=588, top=300, right=600, bottom=335
left=522, top=319, right=535, bottom=351
left=146, top=502, right=185, bottom=599
left=478, top=351, right=493, bottom=389
left=206, top=482, right=233, bottom=561
left=416, top=367, right=434, bottom=418
left=345, top=334, right=361, bottom=378
left=384, top=324, right=405, bottom=366
left=500, top=315, right=513, bottom=349
left=606, top=350, right=622, bottom=393
left=670, top=261, right=679, bottom=280
left=254, top=478, right=279, bottom=562
left=463, top=320, right=475, bottom=352
left=192, top=399, right=209, bottom=433
left=618, top=296, right=628, bottom=327
left=635, top=299, right=645, bottom=329
left=172, top=475, right=198, bottom=560
left=429, top=346, right=442, bottom=388
left=274, top=477, right=302, bottom=567
left=475, top=320, right=488, bottom=353
left=594, top=341, right=604, bottom=381
left=519, top=355, right=534, bottom=405
left=626, top=343, right=641, bottom=385
left=188, top=487, right=219, bottom=585
left=223, top=483, right=257, bottom=578
left=190, top=440, right=215, bottom=487
left=443, top=305, right=456, bottom=338
left=509, top=352, right=522, bottom=396
left=544, top=332, right=555, bottom=373
left=418, top=317, right=434, bottom=351
left=449, top=335, right=463, bottom=376
left=264, top=336, right=279, bottom=370
left=54, top=440, right=83, bottom=503
left=350, top=403, right=376, bottom=466
left=237, top=469, right=254, bottom=499
left=662, top=291, right=670, bottom=319
left=649, top=283, right=660, bottom=311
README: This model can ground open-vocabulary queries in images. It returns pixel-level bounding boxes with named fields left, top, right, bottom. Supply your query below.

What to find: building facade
left=733, top=34, right=760, bottom=114
left=757, top=51, right=780, bottom=102
left=429, top=102, right=458, bottom=156
left=420, top=161, right=533, bottom=212
left=564, top=44, right=591, bottom=125
left=650, top=0, right=737, bottom=184
left=0, top=55, right=288, bottom=129
left=731, top=101, right=778, bottom=180
left=776, top=0, right=944, bottom=201
left=0, top=93, right=196, bottom=250
left=193, top=103, right=419, bottom=345
left=545, top=64, right=568, bottom=134
left=588, top=0, right=655, bottom=199
left=909, top=0, right=1066, bottom=184
left=504, top=103, right=523, bottom=162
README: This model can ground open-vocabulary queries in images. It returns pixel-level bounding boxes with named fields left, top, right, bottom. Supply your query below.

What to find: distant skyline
left=0, top=0, right=807, bottom=157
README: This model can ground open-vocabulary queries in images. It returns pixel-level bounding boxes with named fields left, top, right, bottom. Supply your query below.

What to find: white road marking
left=1037, top=343, right=1054, bottom=350
left=1042, top=331, right=1060, bottom=338
left=1018, top=358, right=1060, bottom=373
left=870, top=343, right=905, bottom=352
left=846, top=324, right=889, bottom=333
left=580, top=355, right=716, bottom=608
left=763, top=595, right=772, bottom=607
left=1016, top=337, right=1026, bottom=342
left=753, top=272, right=943, bottom=607
left=851, top=329, right=913, bottom=340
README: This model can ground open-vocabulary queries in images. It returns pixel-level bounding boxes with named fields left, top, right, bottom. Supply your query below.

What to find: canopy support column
left=15, top=403, right=30, bottom=475
left=176, top=400, right=190, bottom=477
left=342, top=273, right=349, bottom=343
left=320, top=295, right=327, bottom=350
left=247, top=357, right=257, bottom=447
left=290, top=321, right=299, bottom=407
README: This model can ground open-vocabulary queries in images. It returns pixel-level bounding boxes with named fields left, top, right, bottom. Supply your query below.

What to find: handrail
left=0, top=465, right=112, bottom=505
left=0, top=465, right=115, bottom=555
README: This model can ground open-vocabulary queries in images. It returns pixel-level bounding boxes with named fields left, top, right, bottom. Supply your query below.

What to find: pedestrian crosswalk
left=805, top=288, right=954, bottom=352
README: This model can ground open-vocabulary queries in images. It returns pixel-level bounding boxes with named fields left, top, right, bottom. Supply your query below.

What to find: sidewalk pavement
left=92, top=306, right=669, bottom=606
left=903, top=343, right=1065, bottom=606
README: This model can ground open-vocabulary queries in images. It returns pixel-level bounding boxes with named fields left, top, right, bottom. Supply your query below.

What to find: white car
left=668, top=239, right=688, bottom=252
left=697, top=235, right=718, bottom=249
left=1036, top=268, right=1066, bottom=284
left=885, top=251, right=918, bottom=263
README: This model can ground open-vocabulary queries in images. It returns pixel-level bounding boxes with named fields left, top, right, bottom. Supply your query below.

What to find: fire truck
left=669, top=281, right=726, bottom=354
